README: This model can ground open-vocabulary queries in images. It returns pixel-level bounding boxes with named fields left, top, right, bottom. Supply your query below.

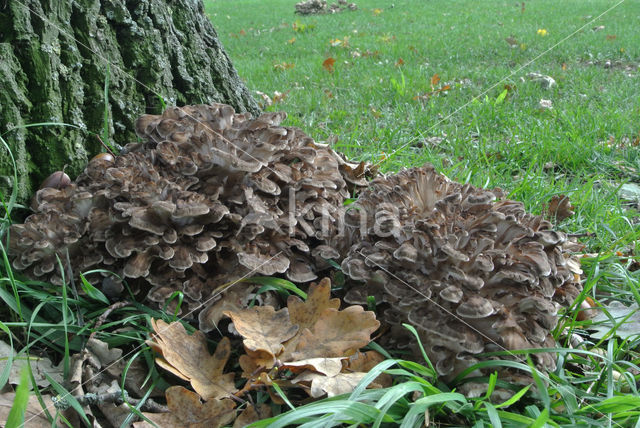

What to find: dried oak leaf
left=233, top=403, right=272, bottom=428
left=292, top=371, right=367, bottom=398
left=286, top=304, right=379, bottom=361
left=225, top=306, right=299, bottom=368
left=0, top=393, right=54, bottom=428
left=225, top=278, right=379, bottom=371
left=344, top=350, right=393, bottom=388
left=545, top=194, right=575, bottom=221
left=136, top=386, right=235, bottom=428
left=147, top=319, right=236, bottom=400
left=282, top=358, right=345, bottom=377
left=288, top=351, right=391, bottom=398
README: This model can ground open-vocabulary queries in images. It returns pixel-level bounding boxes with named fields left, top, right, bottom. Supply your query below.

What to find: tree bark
left=0, top=0, right=260, bottom=204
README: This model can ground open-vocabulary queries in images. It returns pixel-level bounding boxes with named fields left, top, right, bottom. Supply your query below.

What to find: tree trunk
left=0, top=0, right=260, bottom=204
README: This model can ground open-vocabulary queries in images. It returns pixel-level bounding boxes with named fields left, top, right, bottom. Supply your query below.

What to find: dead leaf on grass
left=505, top=35, right=519, bottom=48
left=148, top=319, right=236, bottom=400
left=273, top=62, right=295, bottom=71
left=136, top=386, right=235, bottom=428
left=545, top=194, right=575, bottom=221
left=345, top=350, right=393, bottom=388
left=282, top=357, right=345, bottom=377
left=590, top=300, right=640, bottom=340
left=0, top=341, right=63, bottom=389
left=292, top=370, right=367, bottom=398
left=322, top=57, right=336, bottom=72
left=226, top=278, right=379, bottom=370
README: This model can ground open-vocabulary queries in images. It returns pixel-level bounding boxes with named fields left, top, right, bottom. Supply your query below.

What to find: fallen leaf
left=287, top=278, right=340, bottom=334
left=414, top=84, right=451, bottom=101
left=618, top=183, right=640, bottom=205
left=273, top=62, right=295, bottom=71
left=395, top=58, right=405, bottom=67
left=505, top=36, right=519, bottom=48
left=272, top=90, right=290, bottom=103
left=148, top=319, right=236, bottom=400
left=527, top=72, right=556, bottom=89
left=0, top=392, right=53, bottom=428
left=227, top=278, right=379, bottom=368
left=287, top=305, right=380, bottom=361
left=292, top=370, right=367, bottom=398
left=137, top=386, right=236, bottom=428
left=287, top=37, right=296, bottom=44
left=539, top=99, right=553, bottom=110
left=606, top=34, right=617, bottom=41
left=239, top=29, right=246, bottom=36
left=233, top=403, right=272, bottom=428
left=430, top=73, right=440, bottom=87
left=0, top=341, right=64, bottom=389
left=545, top=195, right=574, bottom=221
left=281, top=357, right=345, bottom=377
left=378, top=34, right=395, bottom=44
left=345, top=351, right=393, bottom=388
left=225, top=306, right=298, bottom=367
left=590, top=300, right=640, bottom=340
left=322, top=57, right=336, bottom=72
left=199, top=287, right=261, bottom=331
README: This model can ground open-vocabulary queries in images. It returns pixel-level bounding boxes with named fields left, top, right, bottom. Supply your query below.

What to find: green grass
left=207, top=0, right=640, bottom=250
left=0, top=0, right=639, bottom=426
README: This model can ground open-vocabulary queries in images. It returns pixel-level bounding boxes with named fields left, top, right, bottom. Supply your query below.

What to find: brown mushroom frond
left=339, top=165, right=582, bottom=381
left=10, top=104, right=368, bottom=330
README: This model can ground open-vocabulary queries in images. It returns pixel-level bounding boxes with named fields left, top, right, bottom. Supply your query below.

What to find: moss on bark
left=0, top=0, right=259, bottom=204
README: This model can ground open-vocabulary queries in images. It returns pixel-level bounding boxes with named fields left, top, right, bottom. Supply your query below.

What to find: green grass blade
left=243, top=276, right=307, bottom=299
left=483, top=402, right=502, bottom=428
left=79, top=274, right=109, bottom=305
left=0, top=321, right=14, bottom=390
left=44, top=372, right=91, bottom=426
left=5, top=367, right=30, bottom=428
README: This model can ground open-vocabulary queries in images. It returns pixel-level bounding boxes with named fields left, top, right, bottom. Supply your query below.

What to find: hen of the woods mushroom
left=9, top=103, right=583, bottom=383
left=341, top=166, right=583, bottom=381
left=9, top=104, right=368, bottom=330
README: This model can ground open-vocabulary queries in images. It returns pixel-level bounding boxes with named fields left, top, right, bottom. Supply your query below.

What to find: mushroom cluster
left=10, top=104, right=364, bottom=329
left=339, top=165, right=582, bottom=380
left=9, top=103, right=584, bottom=382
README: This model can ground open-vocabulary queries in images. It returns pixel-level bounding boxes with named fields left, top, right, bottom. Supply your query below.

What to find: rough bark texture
left=0, top=0, right=260, bottom=204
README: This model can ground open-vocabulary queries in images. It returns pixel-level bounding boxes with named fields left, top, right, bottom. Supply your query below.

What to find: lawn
left=203, top=0, right=640, bottom=425
left=1, top=0, right=639, bottom=426
left=207, top=0, right=640, bottom=249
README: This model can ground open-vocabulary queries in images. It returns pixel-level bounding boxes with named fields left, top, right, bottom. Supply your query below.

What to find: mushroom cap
left=339, top=165, right=582, bottom=380
left=9, top=103, right=370, bottom=329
